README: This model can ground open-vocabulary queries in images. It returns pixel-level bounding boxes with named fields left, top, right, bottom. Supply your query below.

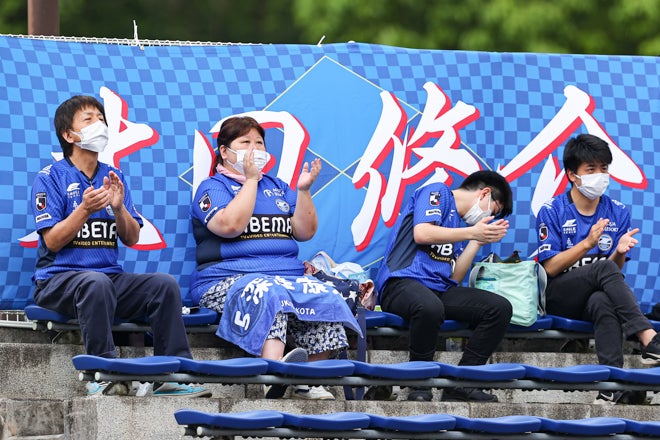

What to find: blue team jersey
left=375, top=182, right=465, bottom=299
left=31, top=158, right=143, bottom=280
left=189, top=173, right=303, bottom=303
left=536, top=192, right=632, bottom=275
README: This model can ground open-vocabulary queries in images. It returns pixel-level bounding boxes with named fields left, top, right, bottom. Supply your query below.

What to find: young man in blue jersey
left=375, top=170, right=514, bottom=402
left=536, top=133, right=660, bottom=404
left=30, top=95, right=209, bottom=397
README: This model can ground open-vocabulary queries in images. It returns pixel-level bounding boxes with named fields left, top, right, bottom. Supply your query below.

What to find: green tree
left=57, top=0, right=305, bottom=44
left=292, top=0, right=660, bottom=55
left=2, top=0, right=660, bottom=55
left=0, top=0, right=27, bottom=35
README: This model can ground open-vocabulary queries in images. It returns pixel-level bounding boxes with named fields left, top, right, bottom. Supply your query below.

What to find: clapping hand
left=297, top=158, right=322, bottom=191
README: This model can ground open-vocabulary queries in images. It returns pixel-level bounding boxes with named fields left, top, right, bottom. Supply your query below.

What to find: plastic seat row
left=23, top=304, right=219, bottom=332
left=174, top=409, right=660, bottom=439
left=71, top=354, right=660, bottom=394
left=365, top=310, right=660, bottom=338
left=24, top=303, right=660, bottom=339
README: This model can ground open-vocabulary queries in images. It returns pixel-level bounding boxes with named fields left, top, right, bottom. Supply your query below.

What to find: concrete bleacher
left=1, top=317, right=659, bottom=440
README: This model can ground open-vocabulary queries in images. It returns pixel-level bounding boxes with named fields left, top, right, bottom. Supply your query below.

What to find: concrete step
left=1, top=326, right=659, bottom=440
left=1, top=341, right=658, bottom=402
left=2, top=395, right=659, bottom=440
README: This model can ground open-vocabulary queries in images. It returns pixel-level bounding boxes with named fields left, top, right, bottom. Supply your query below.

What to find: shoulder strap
left=536, top=263, right=548, bottom=316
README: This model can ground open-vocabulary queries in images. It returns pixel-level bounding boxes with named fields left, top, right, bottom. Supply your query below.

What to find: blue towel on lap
left=217, top=273, right=362, bottom=355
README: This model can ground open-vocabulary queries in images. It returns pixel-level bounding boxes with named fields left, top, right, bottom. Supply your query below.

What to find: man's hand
left=585, top=218, right=609, bottom=250
left=103, top=171, right=125, bottom=212
left=616, top=227, right=639, bottom=254
left=472, top=217, right=509, bottom=243
left=81, top=184, right=111, bottom=215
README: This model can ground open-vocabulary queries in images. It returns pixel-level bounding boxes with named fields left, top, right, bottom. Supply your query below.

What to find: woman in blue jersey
left=536, top=133, right=660, bottom=405
left=189, top=116, right=359, bottom=400
left=375, top=170, right=514, bottom=402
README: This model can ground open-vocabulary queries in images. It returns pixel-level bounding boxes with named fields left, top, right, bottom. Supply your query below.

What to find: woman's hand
left=297, top=158, right=322, bottom=191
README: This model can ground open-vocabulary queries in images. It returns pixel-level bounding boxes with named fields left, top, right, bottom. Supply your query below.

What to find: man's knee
left=78, top=272, right=114, bottom=298
left=586, top=291, right=614, bottom=317
left=484, top=294, right=513, bottom=324
left=594, top=259, right=621, bottom=276
left=151, top=273, right=182, bottom=301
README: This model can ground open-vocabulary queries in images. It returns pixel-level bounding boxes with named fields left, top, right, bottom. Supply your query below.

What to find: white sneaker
left=292, top=385, right=335, bottom=400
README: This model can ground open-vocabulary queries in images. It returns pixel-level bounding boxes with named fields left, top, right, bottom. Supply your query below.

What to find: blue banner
left=1, top=36, right=659, bottom=312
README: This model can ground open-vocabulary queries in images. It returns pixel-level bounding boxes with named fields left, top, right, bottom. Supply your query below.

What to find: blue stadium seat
left=548, top=315, right=594, bottom=333
left=175, top=410, right=660, bottom=439
left=180, top=307, right=219, bottom=325
left=176, top=357, right=269, bottom=376
left=24, top=304, right=77, bottom=324
left=367, top=413, right=456, bottom=433
left=280, top=412, right=371, bottom=430
left=604, top=366, right=660, bottom=385
left=263, top=358, right=355, bottom=377
left=522, top=364, right=611, bottom=383
left=453, top=415, right=542, bottom=435
left=437, top=362, right=527, bottom=381
left=537, top=417, right=627, bottom=436
left=508, top=315, right=554, bottom=332
left=72, top=354, right=181, bottom=374
left=174, top=409, right=283, bottom=429
left=24, top=304, right=217, bottom=328
left=350, top=360, right=441, bottom=379
left=622, top=419, right=660, bottom=437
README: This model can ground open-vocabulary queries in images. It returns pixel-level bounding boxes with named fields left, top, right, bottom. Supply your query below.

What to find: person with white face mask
left=374, top=170, right=514, bottom=403
left=190, top=116, right=360, bottom=401
left=536, top=133, right=660, bottom=405
left=30, top=95, right=209, bottom=398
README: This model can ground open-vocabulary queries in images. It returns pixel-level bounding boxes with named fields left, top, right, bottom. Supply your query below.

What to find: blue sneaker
left=152, top=382, right=211, bottom=397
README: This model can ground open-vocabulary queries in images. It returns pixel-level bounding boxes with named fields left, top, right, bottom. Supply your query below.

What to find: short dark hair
left=214, top=116, right=266, bottom=168
left=562, top=134, right=612, bottom=176
left=458, top=170, right=513, bottom=218
left=54, top=95, right=106, bottom=157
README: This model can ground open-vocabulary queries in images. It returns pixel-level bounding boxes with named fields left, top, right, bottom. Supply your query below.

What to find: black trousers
left=380, top=277, right=512, bottom=366
left=546, top=259, right=651, bottom=367
left=34, top=271, right=193, bottom=359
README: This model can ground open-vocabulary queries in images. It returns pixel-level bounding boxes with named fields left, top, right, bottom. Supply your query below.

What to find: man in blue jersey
left=375, top=170, right=514, bottom=402
left=536, top=133, right=660, bottom=404
left=31, top=95, right=209, bottom=397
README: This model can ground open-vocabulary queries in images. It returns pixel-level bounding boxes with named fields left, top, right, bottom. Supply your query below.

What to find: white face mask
left=576, top=173, right=609, bottom=200
left=226, top=148, right=271, bottom=175
left=462, top=193, right=492, bottom=226
left=70, top=120, right=108, bottom=153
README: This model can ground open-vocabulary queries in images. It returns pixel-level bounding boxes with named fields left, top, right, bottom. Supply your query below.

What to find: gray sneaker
left=641, top=333, right=660, bottom=363
left=594, top=390, right=648, bottom=405
left=263, top=347, right=308, bottom=399
left=593, top=391, right=624, bottom=405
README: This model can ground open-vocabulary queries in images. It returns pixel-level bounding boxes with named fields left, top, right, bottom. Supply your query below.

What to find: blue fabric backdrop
left=1, top=36, right=659, bottom=312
